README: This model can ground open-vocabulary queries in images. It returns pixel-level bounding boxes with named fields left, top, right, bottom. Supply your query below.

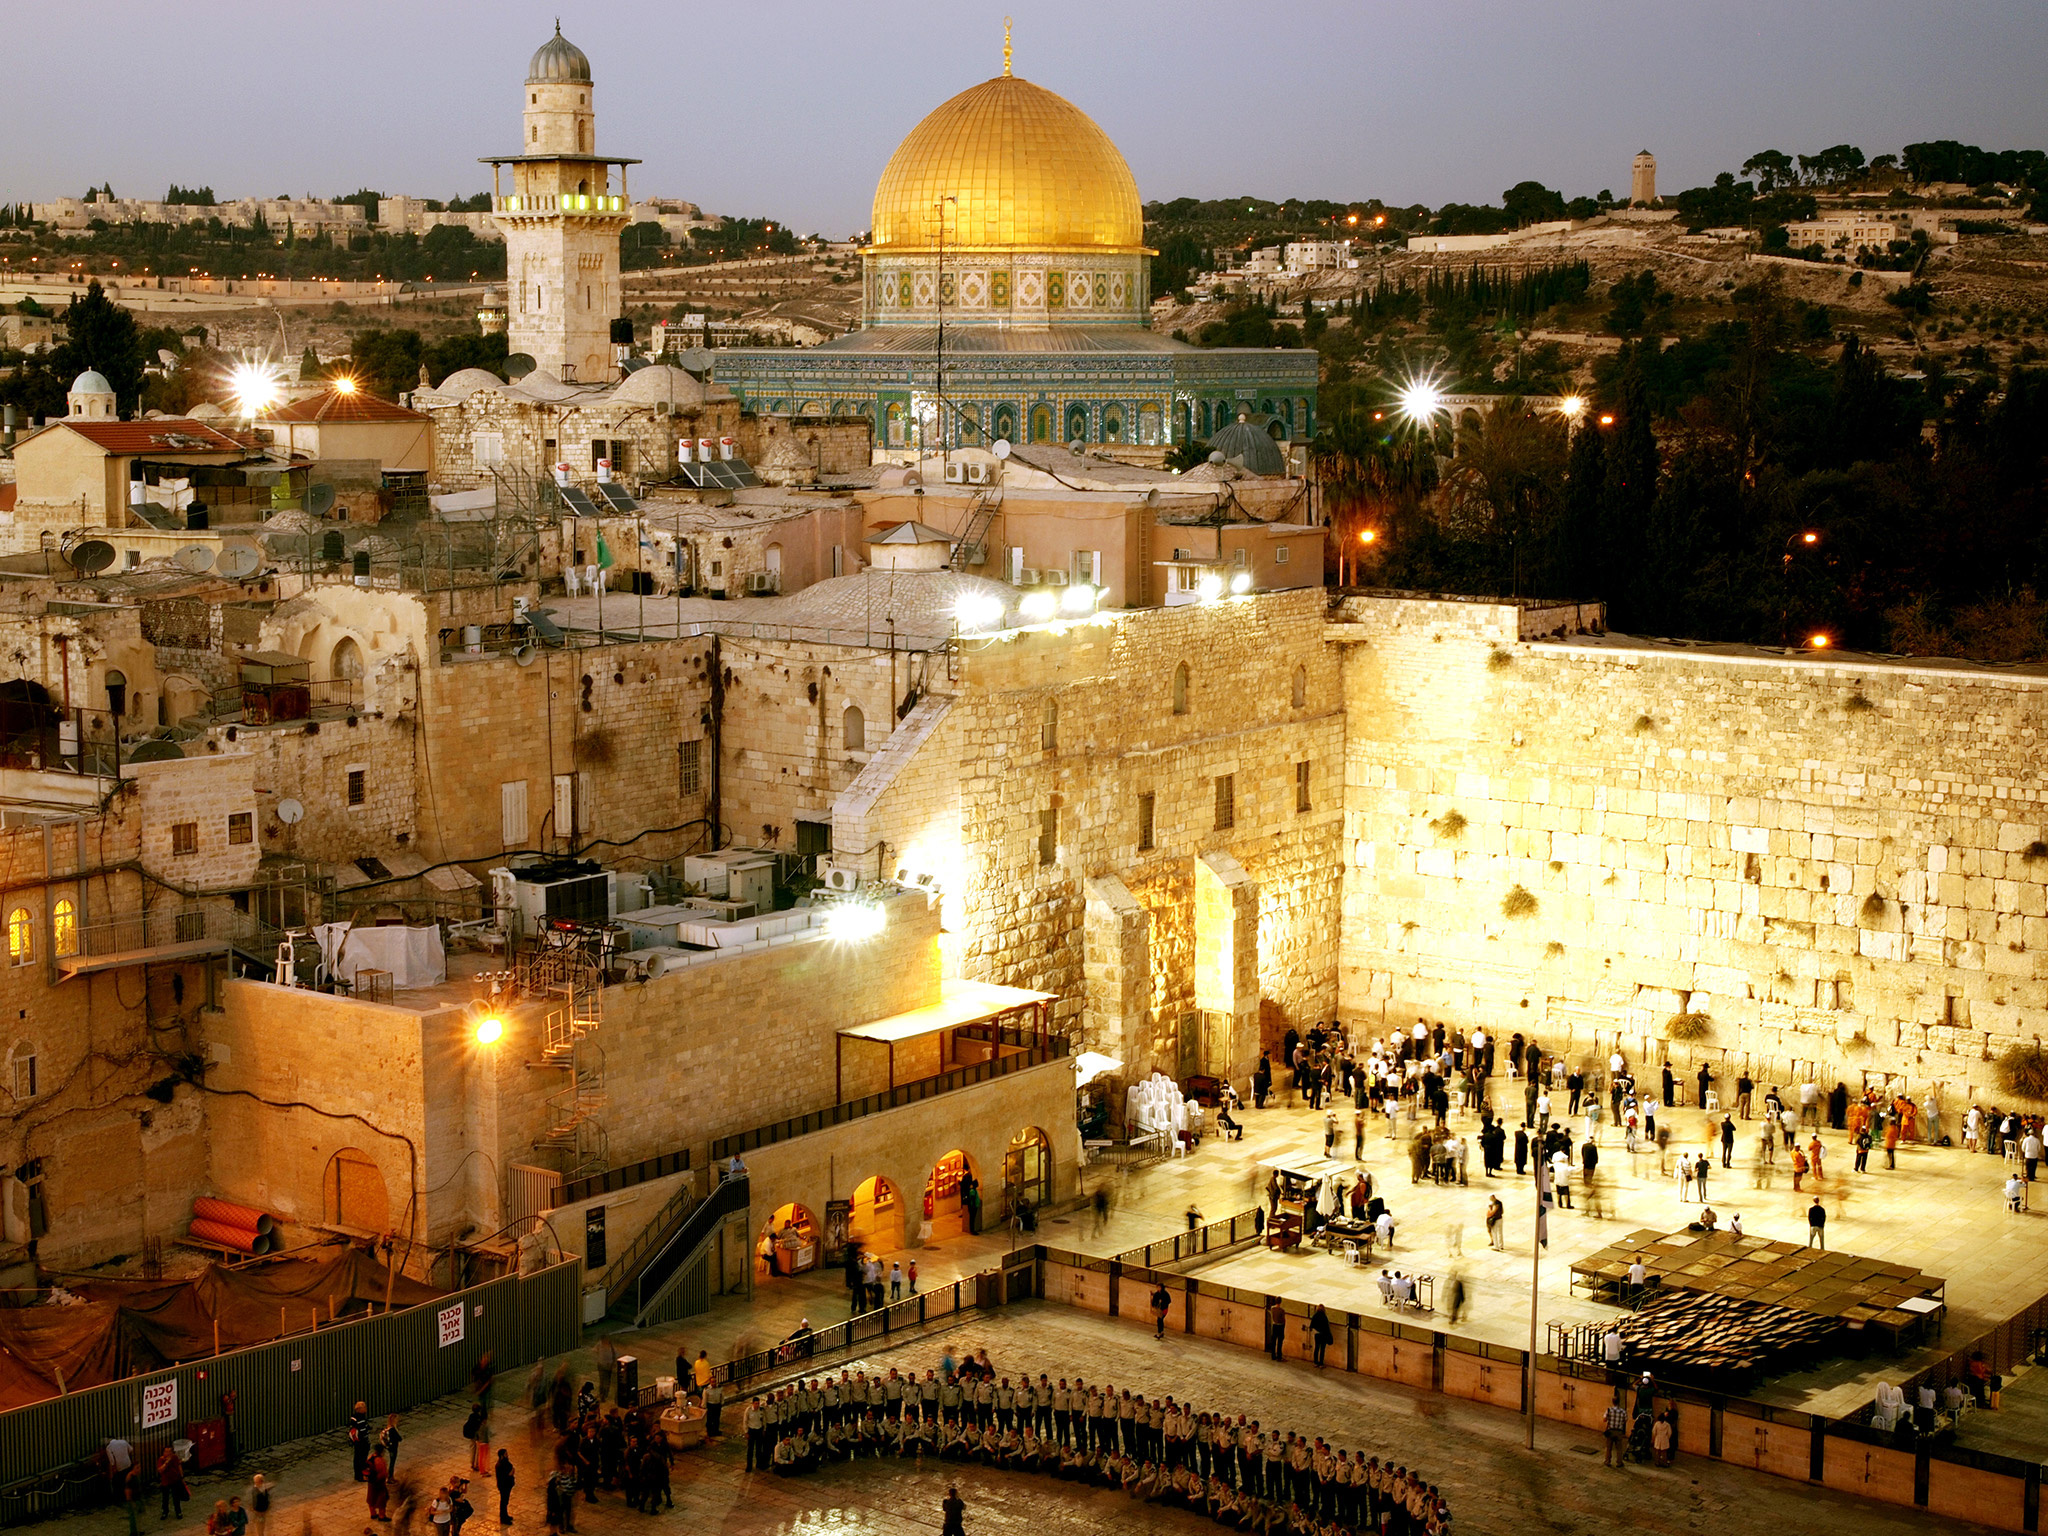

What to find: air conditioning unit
left=1017, top=568, right=1042, bottom=587
left=1042, top=568, right=1068, bottom=587
left=957, top=543, right=986, bottom=567
left=818, top=860, right=862, bottom=893
left=746, top=571, right=778, bottom=595
left=943, top=461, right=967, bottom=484
left=965, top=462, right=992, bottom=485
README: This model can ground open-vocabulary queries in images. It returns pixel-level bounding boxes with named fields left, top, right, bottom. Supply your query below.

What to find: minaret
left=483, top=24, right=638, bottom=382
left=1630, top=150, right=1657, bottom=208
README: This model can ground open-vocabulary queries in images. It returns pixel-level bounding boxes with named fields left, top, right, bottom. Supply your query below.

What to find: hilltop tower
left=1630, top=150, right=1657, bottom=207
left=483, top=25, right=638, bottom=382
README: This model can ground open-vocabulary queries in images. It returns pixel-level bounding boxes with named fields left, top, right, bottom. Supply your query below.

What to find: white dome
left=70, top=370, right=113, bottom=395
left=435, top=368, right=505, bottom=400
left=608, top=365, right=708, bottom=407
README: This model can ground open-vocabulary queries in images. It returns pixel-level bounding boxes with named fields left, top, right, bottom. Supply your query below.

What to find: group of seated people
left=756, top=1357, right=1452, bottom=1535
left=1374, top=1270, right=1425, bottom=1309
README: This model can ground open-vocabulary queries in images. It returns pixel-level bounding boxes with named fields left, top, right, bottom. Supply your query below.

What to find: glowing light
left=228, top=357, right=282, bottom=419
left=1229, top=571, right=1254, bottom=595
left=1808, top=632, right=1832, bottom=649
left=474, top=1015, right=503, bottom=1045
left=1059, top=582, right=1098, bottom=615
left=1558, top=396, right=1586, bottom=419
left=1197, top=572, right=1225, bottom=602
left=1019, top=589, right=1058, bottom=622
left=1598, top=413, right=1615, bottom=427
left=955, top=593, right=1006, bottom=632
left=823, top=902, right=886, bottom=942
left=1801, top=531, right=1819, bottom=545
left=1396, top=376, right=1446, bottom=425
left=332, top=376, right=357, bottom=396
left=1360, top=530, right=1378, bottom=545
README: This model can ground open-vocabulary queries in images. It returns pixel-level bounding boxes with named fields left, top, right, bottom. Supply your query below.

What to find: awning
left=837, top=978, right=1054, bottom=1043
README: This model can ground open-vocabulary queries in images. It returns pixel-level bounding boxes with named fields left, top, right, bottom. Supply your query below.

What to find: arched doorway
left=848, top=1174, right=901, bottom=1251
left=765, top=544, right=783, bottom=588
left=330, top=636, right=364, bottom=684
left=1006, top=1127, right=1052, bottom=1213
left=323, top=1147, right=389, bottom=1233
left=757, top=1202, right=820, bottom=1278
left=922, top=1151, right=978, bottom=1242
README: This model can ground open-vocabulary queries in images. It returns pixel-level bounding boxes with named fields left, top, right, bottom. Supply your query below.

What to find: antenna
left=65, top=540, right=116, bottom=575
left=172, top=545, right=215, bottom=573
left=217, top=545, right=261, bottom=580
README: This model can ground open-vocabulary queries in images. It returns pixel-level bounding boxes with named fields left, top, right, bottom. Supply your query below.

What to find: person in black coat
left=1513, top=1125, right=1530, bottom=1175
left=494, top=1451, right=515, bottom=1526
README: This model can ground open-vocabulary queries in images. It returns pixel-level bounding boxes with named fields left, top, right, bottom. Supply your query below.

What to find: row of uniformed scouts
left=740, top=1367, right=1451, bottom=1536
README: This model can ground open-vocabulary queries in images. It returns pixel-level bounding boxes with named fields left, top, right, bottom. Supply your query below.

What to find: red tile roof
left=58, top=420, right=247, bottom=455
left=265, top=388, right=428, bottom=425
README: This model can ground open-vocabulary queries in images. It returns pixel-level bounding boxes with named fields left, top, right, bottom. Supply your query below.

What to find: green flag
left=594, top=533, right=615, bottom=570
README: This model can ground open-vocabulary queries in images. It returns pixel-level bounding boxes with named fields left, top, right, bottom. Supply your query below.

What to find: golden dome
left=869, top=74, right=1144, bottom=255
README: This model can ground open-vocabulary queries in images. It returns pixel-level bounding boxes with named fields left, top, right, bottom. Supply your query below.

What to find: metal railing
left=710, top=1038, right=1070, bottom=1162
left=1111, top=1207, right=1262, bottom=1270
left=630, top=1175, right=752, bottom=1327
left=558, top=1146, right=690, bottom=1209
left=72, top=902, right=281, bottom=962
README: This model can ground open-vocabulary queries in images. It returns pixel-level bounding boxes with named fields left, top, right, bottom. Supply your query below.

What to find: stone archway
left=758, top=1201, right=822, bottom=1279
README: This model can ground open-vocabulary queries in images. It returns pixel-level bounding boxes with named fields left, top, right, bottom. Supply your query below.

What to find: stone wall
left=132, top=753, right=263, bottom=890
left=1339, top=596, right=2048, bottom=1110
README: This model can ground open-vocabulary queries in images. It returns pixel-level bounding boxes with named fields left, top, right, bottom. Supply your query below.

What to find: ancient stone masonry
left=1337, top=593, right=2048, bottom=1106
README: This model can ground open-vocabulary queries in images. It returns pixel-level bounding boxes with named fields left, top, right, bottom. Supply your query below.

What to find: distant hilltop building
left=1630, top=150, right=1657, bottom=207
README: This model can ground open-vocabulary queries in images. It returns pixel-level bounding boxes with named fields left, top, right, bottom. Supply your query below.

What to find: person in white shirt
left=1626, top=1259, right=1647, bottom=1290
left=1550, top=1150, right=1573, bottom=1208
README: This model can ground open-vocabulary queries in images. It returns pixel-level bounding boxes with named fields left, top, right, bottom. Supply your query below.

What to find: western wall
left=1337, top=594, right=2048, bottom=1112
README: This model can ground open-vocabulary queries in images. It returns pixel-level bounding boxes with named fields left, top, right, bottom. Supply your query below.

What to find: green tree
left=56, top=280, right=146, bottom=412
left=299, top=345, right=323, bottom=380
left=1741, top=150, right=1794, bottom=192
left=1501, top=181, right=1567, bottom=227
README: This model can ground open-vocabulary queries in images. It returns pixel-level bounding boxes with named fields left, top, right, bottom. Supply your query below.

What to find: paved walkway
left=51, top=1305, right=2002, bottom=1536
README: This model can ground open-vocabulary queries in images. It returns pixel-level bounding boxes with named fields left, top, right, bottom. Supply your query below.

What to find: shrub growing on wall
left=1502, top=884, right=1537, bottom=919
left=1665, top=1012, right=1713, bottom=1042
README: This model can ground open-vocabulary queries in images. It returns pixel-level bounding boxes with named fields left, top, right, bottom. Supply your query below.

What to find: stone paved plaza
left=45, top=1303, right=2005, bottom=1536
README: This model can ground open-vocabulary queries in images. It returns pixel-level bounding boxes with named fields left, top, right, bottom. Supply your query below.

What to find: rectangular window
left=1072, top=549, right=1101, bottom=585
left=171, top=822, right=198, bottom=857
left=1274, top=544, right=1290, bottom=565
left=1037, top=807, right=1058, bottom=867
left=1295, top=761, right=1312, bottom=813
left=1137, top=792, right=1155, bottom=852
left=679, top=739, right=702, bottom=795
left=1232, top=547, right=1247, bottom=568
left=500, top=780, right=529, bottom=845
left=1214, top=774, right=1235, bottom=831
left=831, top=544, right=844, bottom=578
left=346, top=769, right=366, bottom=808
left=475, top=431, right=505, bottom=466
left=227, top=812, right=253, bottom=845
left=11, top=1051, right=34, bottom=1100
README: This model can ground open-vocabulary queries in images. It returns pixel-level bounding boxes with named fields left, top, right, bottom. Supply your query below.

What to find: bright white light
left=955, top=593, right=1006, bottom=632
left=1396, top=379, right=1445, bottom=424
left=1019, top=590, right=1058, bottom=622
left=332, top=376, right=359, bottom=396
left=1197, top=572, right=1225, bottom=602
left=228, top=357, right=282, bottom=419
left=474, top=1015, right=503, bottom=1045
left=1558, top=395, right=1586, bottom=419
left=1059, top=582, right=1097, bottom=615
left=1229, top=571, right=1253, bottom=595
left=823, top=902, right=886, bottom=942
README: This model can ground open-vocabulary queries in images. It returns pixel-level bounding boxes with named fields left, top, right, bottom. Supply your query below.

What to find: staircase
left=629, top=1176, right=752, bottom=1328
left=528, top=943, right=608, bottom=1180
left=598, top=1179, right=699, bottom=1318
left=950, top=488, right=1000, bottom=570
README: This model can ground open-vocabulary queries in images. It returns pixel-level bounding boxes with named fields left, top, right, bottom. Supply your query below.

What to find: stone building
left=484, top=25, right=637, bottom=383
left=1630, top=149, right=1657, bottom=206
left=714, top=42, right=1319, bottom=454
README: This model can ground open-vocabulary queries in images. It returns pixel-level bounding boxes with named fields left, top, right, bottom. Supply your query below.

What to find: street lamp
left=474, top=1015, right=504, bottom=1045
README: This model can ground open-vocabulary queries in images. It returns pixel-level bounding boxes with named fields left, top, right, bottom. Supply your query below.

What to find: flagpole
left=1527, top=1155, right=1547, bottom=1450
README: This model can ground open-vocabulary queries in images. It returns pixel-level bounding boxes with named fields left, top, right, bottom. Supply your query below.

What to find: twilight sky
left=10, top=0, right=2044, bottom=234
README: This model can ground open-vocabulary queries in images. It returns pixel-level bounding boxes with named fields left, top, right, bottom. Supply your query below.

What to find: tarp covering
left=0, top=1248, right=442, bottom=1409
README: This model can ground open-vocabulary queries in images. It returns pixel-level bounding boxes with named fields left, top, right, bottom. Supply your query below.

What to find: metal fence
left=710, top=1041, right=1071, bottom=1162
left=0, top=1260, right=580, bottom=1518
left=1110, top=1208, right=1262, bottom=1270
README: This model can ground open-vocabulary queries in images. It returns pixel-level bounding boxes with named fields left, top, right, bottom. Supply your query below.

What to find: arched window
left=1171, top=662, right=1190, bottom=716
left=7, top=1041, right=34, bottom=1100
left=1292, top=665, right=1307, bottom=709
left=1041, top=697, right=1057, bottom=752
left=52, top=899, right=77, bottom=959
left=1065, top=403, right=1090, bottom=445
left=104, top=669, right=127, bottom=719
left=6, top=908, right=30, bottom=967
left=331, top=637, right=364, bottom=681
left=1029, top=406, right=1052, bottom=444
left=843, top=705, right=865, bottom=751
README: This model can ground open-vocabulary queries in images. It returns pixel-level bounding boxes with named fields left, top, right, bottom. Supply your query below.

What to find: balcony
left=61, top=903, right=282, bottom=978
left=494, top=194, right=627, bottom=216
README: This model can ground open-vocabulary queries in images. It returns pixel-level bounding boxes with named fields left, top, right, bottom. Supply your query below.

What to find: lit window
left=52, top=900, right=77, bottom=958
left=5, top=908, right=30, bottom=965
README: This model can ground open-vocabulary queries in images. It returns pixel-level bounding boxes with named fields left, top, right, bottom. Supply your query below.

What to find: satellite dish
left=306, top=484, right=337, bottom=517
left=217, top=545, right=261, bottom=580
left=66, top=540, right=116, bottom=575
left=126, top=739, right=185, bottom=763
left=276, top=798, right=304, bottom=825
left=514, top=642, right=539, bottom=667
left=157, top=349, right=180, bottom=368
left=991, top=439, right=1011, bottom=460
left=504, top=353, right=537, bottom=382
left=172, top=545, right=215, bottom=574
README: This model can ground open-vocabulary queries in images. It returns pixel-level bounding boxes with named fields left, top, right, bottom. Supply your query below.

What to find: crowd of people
left=744, top=1349, right=1453, bottom=1535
